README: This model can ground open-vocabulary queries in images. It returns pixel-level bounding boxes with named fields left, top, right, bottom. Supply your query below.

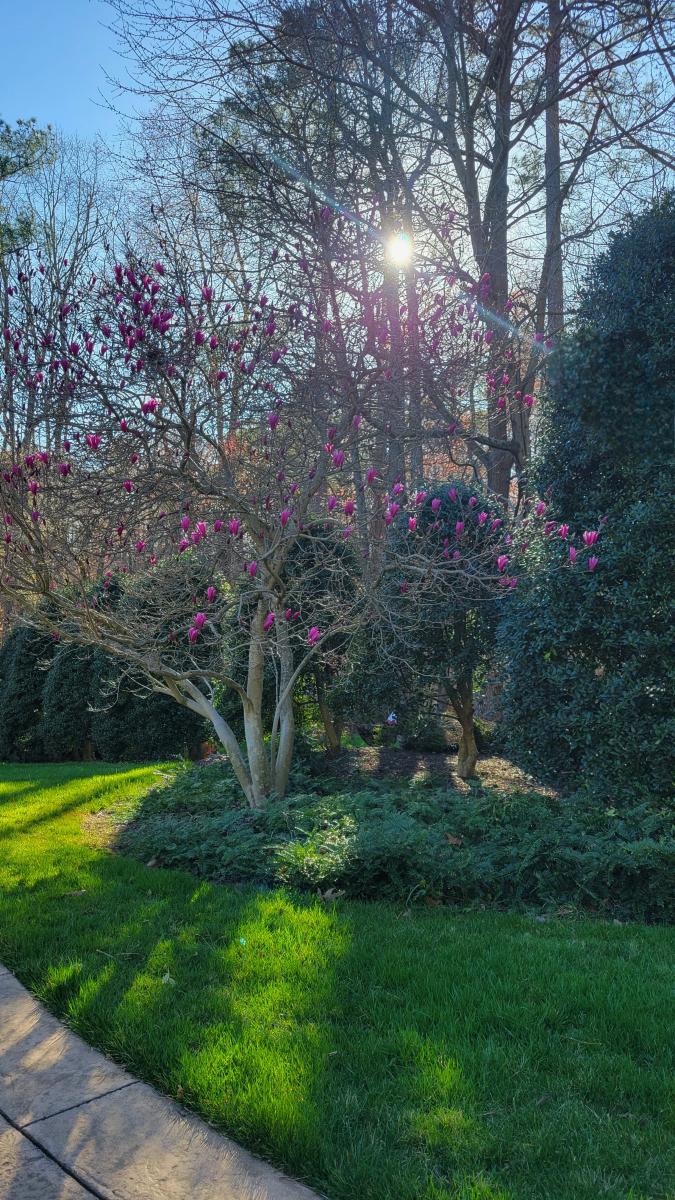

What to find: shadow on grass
left=2, top=856, right=510, bottom=1200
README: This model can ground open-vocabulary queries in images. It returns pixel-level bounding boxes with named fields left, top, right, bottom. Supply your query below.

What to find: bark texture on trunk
left=314, top=666, right=343, bottom=751
left=271, top=614, right=295, bottom=797
left=449, top=676, right=479, bottom=780
left=545, top=0, right=564, bottom=336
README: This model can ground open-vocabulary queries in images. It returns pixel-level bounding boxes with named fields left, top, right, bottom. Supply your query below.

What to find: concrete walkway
left=0, top=965, right=323, bottom=1199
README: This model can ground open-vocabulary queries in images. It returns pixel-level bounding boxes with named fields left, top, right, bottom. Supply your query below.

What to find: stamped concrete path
left=0, top=965, right=323, bottom=1200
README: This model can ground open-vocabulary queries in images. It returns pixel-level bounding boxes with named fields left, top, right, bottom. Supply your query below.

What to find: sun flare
left=386, top=232, right=413, bottom=268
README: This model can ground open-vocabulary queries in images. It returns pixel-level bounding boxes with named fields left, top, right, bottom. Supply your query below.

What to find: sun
left=386, top=232, right=413, bottom=268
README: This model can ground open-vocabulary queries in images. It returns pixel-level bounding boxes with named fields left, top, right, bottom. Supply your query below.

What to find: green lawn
left=0, top=763, right=673, bottom=1200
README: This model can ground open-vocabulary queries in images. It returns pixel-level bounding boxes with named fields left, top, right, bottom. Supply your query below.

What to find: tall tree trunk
left=314, top=666, right=343, bottom=752
left=483, top=25, right=515, bottom=501
left=383, top=260, right=406, bottom=483
left=545, top=0, right=564, bottom=336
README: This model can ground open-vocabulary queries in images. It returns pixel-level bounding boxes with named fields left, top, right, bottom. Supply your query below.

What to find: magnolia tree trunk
left=449, top=678, right=479, bottom=781
left=270, top=615, right=296, bottom=798
left=177, top=608, right=296, bottom=811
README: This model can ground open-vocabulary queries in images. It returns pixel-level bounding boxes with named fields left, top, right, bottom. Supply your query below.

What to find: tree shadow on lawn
left=2, top=847, right=671, bottom=1200
left=1, top=856, right=512, bottom=1200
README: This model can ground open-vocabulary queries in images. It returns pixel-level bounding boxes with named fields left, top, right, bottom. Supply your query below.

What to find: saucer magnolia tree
left=1, top=258, right=371, bottom=806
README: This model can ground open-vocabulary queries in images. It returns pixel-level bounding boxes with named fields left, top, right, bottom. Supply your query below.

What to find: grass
left=0, top=762, right=673, bottom=1200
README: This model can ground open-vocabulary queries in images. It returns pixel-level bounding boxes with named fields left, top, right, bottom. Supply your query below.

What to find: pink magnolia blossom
left=308, top=626, right=321, bottom=646
left=569, top=546, right=577, bottom=565
left=135, top=540, right=146, bottom=554
left=455, top=521, right=465, bottom=536
left=392, top=482, right=405, bottom=496
left=366, top=468, right=379, bottom=486
left=120, top=419, right=129, bottom=432
left=196, top=521, right=207, bottom=538
left=448, top=487, right=458, bottom=501
left=343, top=499, right=355, bottom=517
left=523, top=393, right=535, bottom=409
left=122, top=480, right=133, bottom=493
left=583, top=530, right=599, bottom=547
left=179, top=538, right=189, bottom=552
left=263, top=611, right=275, bottom=632
left=332, top=449, right=345, bottom=469
left=213, top=519, right=223, bottom=532
left=194, top=330, right=206, bottom=345
left=477, top=511, right=487, bottom=525
left=31, top=510, right=39, bottom=523
left=193, top=612, right=206, bottom=629
left=408, top=517, right=417, bottom=532
left=588, top=556, right=599, bottom=572
left=558, top=524, right=569, bottom=539
left=468, top=496, right=477, bottom=509
left=415, top=490, right=426, bottom=506
left=327, top=495, right=338, bottom=512
left=228, top=519, right=240, bottom=537
left=248, top=560, right=258, bottom=577
left=497, top=554, right=509, bottom=572
left=431, top=497, right=441, bottom=514
left=86, top=434, right=101, bottom=450
left=141, top=398, right=158, bottom=414
left=206, top=586, right=217, bottom=603
left=268, top=411, right=280, bottom=430
left=188, top=627, right=199, bottom=644
left=535, top=501, right=546, bottom=517
left=280, top=508, right=291, bottom=527
left=180, top=516, right=190, bottom=531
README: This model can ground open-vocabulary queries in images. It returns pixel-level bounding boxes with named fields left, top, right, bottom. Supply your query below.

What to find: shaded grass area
left=0, top=762, right=673, bottom=1200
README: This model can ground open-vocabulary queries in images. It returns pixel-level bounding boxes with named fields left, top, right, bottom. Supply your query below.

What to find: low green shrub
left=116, top=765, right=674, bottom=921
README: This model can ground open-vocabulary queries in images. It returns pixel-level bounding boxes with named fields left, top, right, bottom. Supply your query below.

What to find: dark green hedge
left=499, top=196, right=675, bottom=803
left=0, top=629, right=205, bottom=763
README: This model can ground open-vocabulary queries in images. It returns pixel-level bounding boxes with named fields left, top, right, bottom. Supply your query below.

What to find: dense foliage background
left=498, top=198, right=675, bottom=804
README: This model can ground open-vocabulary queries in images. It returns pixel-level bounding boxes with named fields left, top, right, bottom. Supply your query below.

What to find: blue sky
left=1, top=1, right=128, bottom=141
